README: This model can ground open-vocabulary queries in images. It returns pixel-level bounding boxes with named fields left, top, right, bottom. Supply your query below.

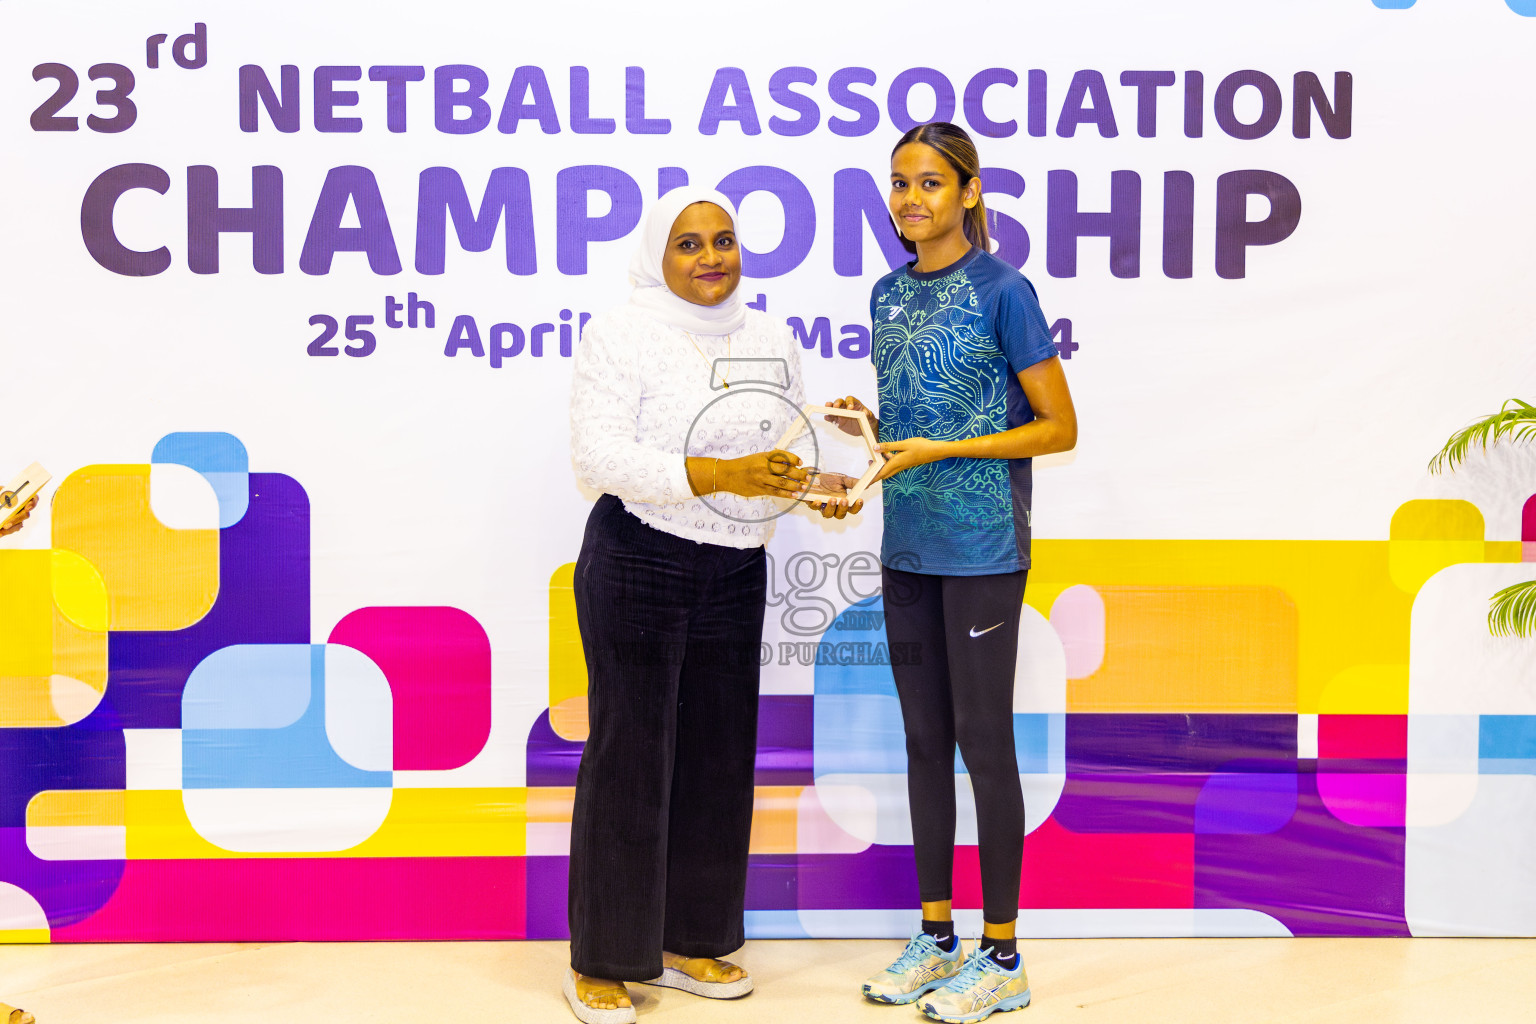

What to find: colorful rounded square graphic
left=181, top=643, right=392, bottom=853
left=51, top=465, right=219, bottom=631
left=151, top=432, right=250, bottom=529
left=1389, top=500, right=1484, bottom=596
left=7, top=421, right=1536, bottom=942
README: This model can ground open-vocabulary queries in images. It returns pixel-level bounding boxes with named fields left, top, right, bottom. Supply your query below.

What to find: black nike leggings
left=882, top=564, right=1029, bottom=925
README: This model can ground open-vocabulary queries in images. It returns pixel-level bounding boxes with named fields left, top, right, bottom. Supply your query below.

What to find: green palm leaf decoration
left=1428, top=398, right=1536, bottom=473
left=1429, top=397, right=1536, bottom=637
left=1489, top=579, right=1536, bottom=638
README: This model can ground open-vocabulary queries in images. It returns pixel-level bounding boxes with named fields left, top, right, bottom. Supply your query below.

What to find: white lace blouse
left=569, top=307, right=813, bottom=548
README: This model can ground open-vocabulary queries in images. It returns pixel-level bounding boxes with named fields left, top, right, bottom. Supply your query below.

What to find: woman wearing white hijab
left=564, top=187, right=855, bottom=1023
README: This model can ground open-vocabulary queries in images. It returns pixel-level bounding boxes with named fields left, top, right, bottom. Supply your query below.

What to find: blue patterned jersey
left=871, top=247, right=1058, bottom=575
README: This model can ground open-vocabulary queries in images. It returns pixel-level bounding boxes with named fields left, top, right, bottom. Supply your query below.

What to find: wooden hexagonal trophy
left=774, top=406, right=885, bottom=506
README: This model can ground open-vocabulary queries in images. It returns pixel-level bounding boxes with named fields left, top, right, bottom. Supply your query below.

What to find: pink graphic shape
left=50, top=857, right=525, bottom=940
left=1317, top=715, right=1407, bottom=827
left=1049, top=585, right=1106, bottom=679
left=329, top=607, right=492, bottom=771
left=1523, top=495, right=1536, bottom=561
left=1316, top=773, right=1406, bottom=828
left=1319, top=715, right=1406, bottom=760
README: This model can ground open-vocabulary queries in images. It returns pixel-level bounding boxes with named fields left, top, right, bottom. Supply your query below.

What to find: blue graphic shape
left=811, top=597, right=905, bottom=698
left=1478, top=715, right=1536, bottom=774
left=1009, top=713, right=1065, bottom=775
left=152, top=431, right=250, bottom=528
left=1194, top=772, right=1299, bottom=835
left=182, top=644, right=391, bottom=789
left=814, top=693, right=906, bottom=776
left=1371, top=1, right=1416, bottom=8
left=183, top=644, right=313, bottom=730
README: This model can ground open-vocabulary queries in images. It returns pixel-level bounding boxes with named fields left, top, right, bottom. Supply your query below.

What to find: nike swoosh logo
left=970, top=623, right=1004, bottom=637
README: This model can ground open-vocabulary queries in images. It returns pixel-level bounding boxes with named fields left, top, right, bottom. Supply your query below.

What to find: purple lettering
left=80, top=162, right=171, bottom=276
left=556, top=165, right=642, bottom=274
left=1215, top=170, right=1301, bottom=279
left=187, top=165, right=284, bottom=274
left=1056, top=70, right=1119, bottom=138
left=497, top=66, right=560, bottom=134
left=369, top=66, right=424, bottom=133
left=1046, top=169, right=1141, bottom=278
left=963, top=69, right=1018, bottom=138
left=415, top=167, right=536, bottom=275
left=299, top=166, right=402, bottom=275
left=238, top=65, right=299, bottom=133
left=698, top=67, right=762, bottom=135
left=716, top=166, right=813, bottom=277
left=767, top=66, right=819, bottom=137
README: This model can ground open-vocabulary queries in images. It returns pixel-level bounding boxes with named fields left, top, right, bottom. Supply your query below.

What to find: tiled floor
left=4, top=936, right=1534, bottom=1023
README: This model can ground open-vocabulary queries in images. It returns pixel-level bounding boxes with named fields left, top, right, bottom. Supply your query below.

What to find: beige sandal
left=642, top=957, right=753, bottom=999
left=561, top=969, right=635, bottom=1024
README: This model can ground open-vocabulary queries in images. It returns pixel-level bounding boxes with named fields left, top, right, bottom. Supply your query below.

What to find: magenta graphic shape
left=328, top=606, right=492, bottom=771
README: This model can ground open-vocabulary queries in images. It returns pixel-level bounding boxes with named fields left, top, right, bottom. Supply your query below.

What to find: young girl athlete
left=825, top=121, right=1077, bottom=1022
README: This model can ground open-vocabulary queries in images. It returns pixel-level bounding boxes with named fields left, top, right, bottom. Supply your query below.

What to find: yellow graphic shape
left=1064, top=585, right=1298, bottom=712
left=1027, top=524, right=1522, bottom=715
left=1389, top=500, right=1486, bottom=594
left=526, top=786, right=575, bottom=824
left=112, top=789, right=526, bottom=859
left=548, top=563, right=588, bottom=740
left=53, top=548, right=110, bottom=631
left=1319, top=664, right=1409, bottom=715
left=550, top=697, right=589, bottom=742
left=27, top=790, right=125, bottom=827
left=748, top=786, right=804, bottom=855
left=0, top=930, right=49, bottom=943
left=0, top=550, right=108, bottom=727
left=51, top=465, right=218, bottom=631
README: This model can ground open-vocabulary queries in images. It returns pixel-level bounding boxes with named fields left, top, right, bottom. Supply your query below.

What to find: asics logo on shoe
left=964, top=978, right=1010, bottom=1012
left=969, top=623, right=1004, bottom=637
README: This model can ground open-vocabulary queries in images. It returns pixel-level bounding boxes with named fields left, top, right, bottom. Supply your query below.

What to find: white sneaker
left=861, top=933, right=964, bottom=1004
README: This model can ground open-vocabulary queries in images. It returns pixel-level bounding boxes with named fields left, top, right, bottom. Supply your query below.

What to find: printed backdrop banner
left=2, top=0, right=1536, bottom=941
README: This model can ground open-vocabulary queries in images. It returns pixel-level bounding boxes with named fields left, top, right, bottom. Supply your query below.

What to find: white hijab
left=625, top=186, right=747, bottom=336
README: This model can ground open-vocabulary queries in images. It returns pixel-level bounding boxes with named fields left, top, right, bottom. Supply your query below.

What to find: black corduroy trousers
left=567, top=494, right=766, bottom=981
